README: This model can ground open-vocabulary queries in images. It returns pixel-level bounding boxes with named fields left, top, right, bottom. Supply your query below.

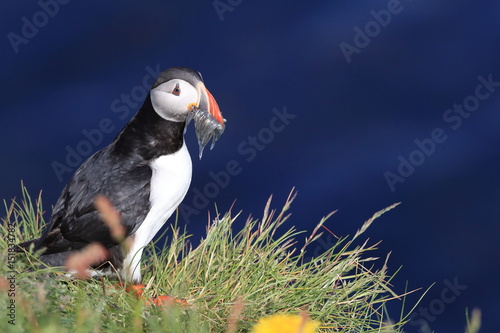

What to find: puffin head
left=150, top=67, right=224, bottom=125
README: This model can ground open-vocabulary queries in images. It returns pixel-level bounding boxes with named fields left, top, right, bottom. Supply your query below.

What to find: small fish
left=186, top=107, right=226, bottom=159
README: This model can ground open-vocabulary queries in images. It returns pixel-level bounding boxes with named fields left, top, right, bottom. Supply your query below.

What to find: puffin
left=17, top=67, right=225, bottom=283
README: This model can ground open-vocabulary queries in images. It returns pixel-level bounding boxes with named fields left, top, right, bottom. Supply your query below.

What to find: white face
left=150, top=79, right=198, bottom=122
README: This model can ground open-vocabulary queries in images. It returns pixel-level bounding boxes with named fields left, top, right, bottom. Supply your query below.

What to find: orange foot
left=123, top=284, right=188, bottom=306
left=146, top=295, right=189, bottom=306
left=124, top=283, right=146, bottom=297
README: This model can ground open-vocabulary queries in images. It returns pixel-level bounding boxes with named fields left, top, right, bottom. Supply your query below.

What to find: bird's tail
left=38, top=252, right=72, bottom=267
left=15, top=238, right=72, bottom=267
left=14, top=238, right=40, bottom=252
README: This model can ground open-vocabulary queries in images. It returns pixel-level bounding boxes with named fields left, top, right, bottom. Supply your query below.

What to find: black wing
left=37, top=145, right=152, bottom=252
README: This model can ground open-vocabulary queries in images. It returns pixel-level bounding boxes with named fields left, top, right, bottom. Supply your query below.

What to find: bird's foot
left=124, top=283, right=146, bottom=297
left=122, top=283, right=188, bottom=306
left=145, top=295, right=189, bottom=307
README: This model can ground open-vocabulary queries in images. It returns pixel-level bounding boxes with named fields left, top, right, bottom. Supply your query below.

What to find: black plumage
left=16, top=67, right=225, bottom=281
left=18, top=93, right=185, bottom=269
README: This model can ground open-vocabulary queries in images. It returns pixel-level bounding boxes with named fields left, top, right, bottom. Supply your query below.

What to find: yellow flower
left=251, top=314, right=320, bottom=333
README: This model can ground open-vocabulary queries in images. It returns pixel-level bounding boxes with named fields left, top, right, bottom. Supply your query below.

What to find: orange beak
left=197, top=82, right=224, bottom=125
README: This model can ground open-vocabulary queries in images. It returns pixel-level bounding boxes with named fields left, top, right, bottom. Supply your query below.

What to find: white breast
left=122, top=142, right=192, bottom=282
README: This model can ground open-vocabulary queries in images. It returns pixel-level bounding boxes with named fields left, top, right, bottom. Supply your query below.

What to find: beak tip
left=203, top=87, right=224, bottom=126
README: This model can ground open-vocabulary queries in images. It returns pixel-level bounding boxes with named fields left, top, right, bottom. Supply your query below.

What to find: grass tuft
left=2, top=186, right=419, bottom=332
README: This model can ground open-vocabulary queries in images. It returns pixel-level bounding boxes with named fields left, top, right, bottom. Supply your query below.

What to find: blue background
left=1, top=1, right=499, bottom=331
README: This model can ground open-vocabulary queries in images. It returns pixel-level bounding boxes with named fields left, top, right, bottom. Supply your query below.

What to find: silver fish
left=186, top=107, right=226, bottom=159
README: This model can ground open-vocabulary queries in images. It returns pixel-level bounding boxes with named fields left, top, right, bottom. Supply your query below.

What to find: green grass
left=1, top=186, right=418, bottom=332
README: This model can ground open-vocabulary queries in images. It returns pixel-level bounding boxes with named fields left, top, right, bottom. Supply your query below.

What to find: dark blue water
left=1, top=1, right=498, bottom=331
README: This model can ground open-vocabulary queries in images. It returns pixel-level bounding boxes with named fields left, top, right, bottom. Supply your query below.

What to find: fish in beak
left=186, top=82, right=226, bottom=159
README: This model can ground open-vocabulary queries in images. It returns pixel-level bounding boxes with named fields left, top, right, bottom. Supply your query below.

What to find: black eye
left=172, top=83, right=181, bottom=96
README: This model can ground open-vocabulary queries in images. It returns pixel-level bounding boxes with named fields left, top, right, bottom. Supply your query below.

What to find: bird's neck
left=112, top=94, right=186, bottom=161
